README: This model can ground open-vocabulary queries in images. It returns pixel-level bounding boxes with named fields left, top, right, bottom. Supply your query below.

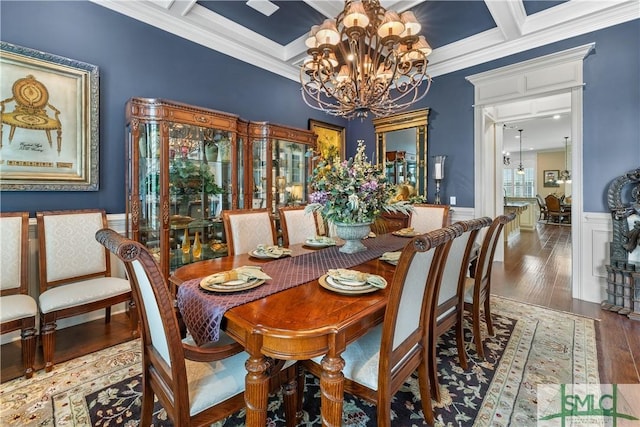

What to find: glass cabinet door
left=251, top=138, right=269, bottom=209
left=272, top=140, right=308, bottom=210
left=136, top=122, right=162, bottom=257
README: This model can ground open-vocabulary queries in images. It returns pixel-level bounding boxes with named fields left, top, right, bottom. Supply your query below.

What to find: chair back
left=380, top=225, right=460, bottom=375
left=222, top=209, right=276, bottom=255
left=434, top=217, right=492, bottom=319
left=545, top=194, right=562, bottom=213
left=278, top=206, right=319, bottom=247
left=0, top=212, right=29, bottom=295
left=95, top=229, right=188, bottom=406
left=536, top=194, right=547, bottom=210
left=409, top=203, right=450, bottom=234
left=472, top=213, right=516, bottom=302
left=37, top=209, right=111, bottom=291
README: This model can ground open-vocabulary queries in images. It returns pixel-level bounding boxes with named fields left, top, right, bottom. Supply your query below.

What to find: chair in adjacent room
left=545, top=194, right=571, bottom=224
left=278, top=206, right=321, bottom=247
left=409, top=203, right=450, bottom=234
left=463, top=213, right=516, bottom=359
left=0, top=212, right=38, bottom=378
left=36, top=209, right=137, bottom=372
left=301, top=226, right=461, bottom=426
left=222, top=209, right=276, bottom=255
left=428, top=217, right=492, bottom=401
left=95, top=228, right=300, bottom=427
left=536, top=194, right=549, bottom=221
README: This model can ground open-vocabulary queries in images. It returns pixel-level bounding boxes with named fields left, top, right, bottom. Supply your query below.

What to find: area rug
left=0, top=296, right=599, bottom=426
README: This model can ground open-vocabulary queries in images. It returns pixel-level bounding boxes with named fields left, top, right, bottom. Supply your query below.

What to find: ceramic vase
left=334, top=222, right=372, bottom=254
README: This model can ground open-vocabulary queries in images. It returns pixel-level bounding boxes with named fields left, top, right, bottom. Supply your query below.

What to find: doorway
left=466, top=43, right=594, bottom=299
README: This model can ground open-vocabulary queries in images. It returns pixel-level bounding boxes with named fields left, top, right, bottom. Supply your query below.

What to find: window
left=503, top=167, right=535, bottom=197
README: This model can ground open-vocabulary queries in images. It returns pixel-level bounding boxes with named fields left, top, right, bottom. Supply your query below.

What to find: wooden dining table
left=170, top=237, right=406, bottom=427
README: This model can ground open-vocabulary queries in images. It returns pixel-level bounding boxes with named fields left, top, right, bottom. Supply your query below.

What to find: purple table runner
left=177, top=233, right=409, bottom=345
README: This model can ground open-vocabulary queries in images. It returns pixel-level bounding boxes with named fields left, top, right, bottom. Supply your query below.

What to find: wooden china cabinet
left=246, top=122, right=316, bottom=215
left=125, top=98, right=248, bottom=277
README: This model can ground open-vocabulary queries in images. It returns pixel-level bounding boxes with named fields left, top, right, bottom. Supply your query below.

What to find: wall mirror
left=373, top=108, right=430, bottom=199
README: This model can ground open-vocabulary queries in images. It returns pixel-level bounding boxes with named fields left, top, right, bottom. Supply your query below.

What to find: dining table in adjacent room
left=170, top=233, right=411, bottom=427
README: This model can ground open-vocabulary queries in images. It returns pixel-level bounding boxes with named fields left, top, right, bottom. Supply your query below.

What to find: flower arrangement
left=169, top=159, right=223, bottom=195
left=305, top=141, right=413, bottom=224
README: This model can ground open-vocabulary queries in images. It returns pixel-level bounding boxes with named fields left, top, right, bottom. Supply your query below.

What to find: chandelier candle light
left=516, top=129, right=525, bottom=175
left=300, top=0, right=432, bottom=119
left=557, top=136, right=572, bottom=184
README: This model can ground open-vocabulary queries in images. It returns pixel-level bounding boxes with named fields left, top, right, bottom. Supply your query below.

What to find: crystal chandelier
left=300, top=0, right=432, bottom=119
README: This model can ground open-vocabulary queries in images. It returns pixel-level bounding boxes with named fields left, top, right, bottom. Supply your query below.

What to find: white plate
left=381, top=258, right=398, bottom=266
left=304, top=238, right=335, bottom=248
left=319, top=275, right=381, bottom=295
left=249, top=249, right=283, bottom=259
left=200, top=278, right=265, bottom=293
left=330, top=276, right=367, bottom=287
left=392, top=231, right=418, bottom=238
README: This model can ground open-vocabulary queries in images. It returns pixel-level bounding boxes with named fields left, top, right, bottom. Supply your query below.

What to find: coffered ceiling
left=91, top=0, right=637, bottom=151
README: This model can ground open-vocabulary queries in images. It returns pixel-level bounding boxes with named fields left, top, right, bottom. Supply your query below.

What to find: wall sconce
left=432, top=155, right=446, bottom=204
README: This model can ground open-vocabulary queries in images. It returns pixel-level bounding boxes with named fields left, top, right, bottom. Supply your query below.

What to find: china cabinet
left=384, top=151, right=417, bottom=187
left=125, top=98, right=248, bottom=277
left=246, top=122, right=316, bottom=215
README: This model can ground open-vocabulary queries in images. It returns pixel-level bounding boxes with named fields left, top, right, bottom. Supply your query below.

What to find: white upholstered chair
left=428, top=217, right=492, bottom=401
left=463, top=213, right=516, bottom=359
left=278, top=206, right=321, bottom=247
left=0, top=212, right=38, bottom=378
left=302, top=226, right=461, bottom=426
left=222, top=209, right=276, bottom=255
left=95, top=228, right=299, bottom=426
left=36, top=209, right=137, bottom=371
left=409, top=203, right=450, bottom=234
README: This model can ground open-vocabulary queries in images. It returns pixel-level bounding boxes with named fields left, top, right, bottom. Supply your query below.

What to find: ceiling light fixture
left=516, top=129, right=525, bottom=175
left=300, top=0, right=432, bottom=119
left=557, top=136, right=572, bottom=184
left=503, top=151, right=510, bottom=166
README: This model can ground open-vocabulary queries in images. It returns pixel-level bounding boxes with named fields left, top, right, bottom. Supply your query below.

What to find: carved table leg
left=320, top=354, right=345, bottom=427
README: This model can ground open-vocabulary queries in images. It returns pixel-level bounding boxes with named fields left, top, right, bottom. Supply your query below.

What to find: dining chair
left=428, top=217, right=492, bottom=401
left=463, top=213, right=516, bottom=359
left=545, top=194, right=570, bottom=224
left=301, top=226, right=461, bottom=426
left=0, top=212, right=38, bottom=378
left=36, top=209, right=137, bottom=372
left=222, top=209, right=276, bottom=256
left=95, top=228, right=300, bottom=427
left=536, top=194, right=549, bottom=221
left=409, top=203, right=450, bottom=234
left=278, top=206, right=321, bottom=247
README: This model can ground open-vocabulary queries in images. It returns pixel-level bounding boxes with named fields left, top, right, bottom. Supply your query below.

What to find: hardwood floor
left=2, top=223, right=639, bottom=384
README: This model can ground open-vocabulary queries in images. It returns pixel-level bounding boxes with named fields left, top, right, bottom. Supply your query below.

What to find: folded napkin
left=253, top=244, right=292, bottom=258
left=379, top=251, right=401, bottom=262
left=395, top=227, right=416, bottom=235
left=327, top=268, right=387, bottom=288
left=203, top=266, right=272, bottom=285
left=307, top=236, right=336, bottom=245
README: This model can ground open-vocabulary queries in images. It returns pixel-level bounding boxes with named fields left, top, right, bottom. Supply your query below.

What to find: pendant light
left=557, top=136, right=571, bottom=184
left=516, top=129, right=525, bottom=175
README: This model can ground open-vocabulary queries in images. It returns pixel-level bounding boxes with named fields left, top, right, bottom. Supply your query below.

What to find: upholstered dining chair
left=222, top=209, right=276, bottom=255
left=536, top=194, right=549, bottom=221
left=95, top=228, right=300, bottom=427
left=463, top=213, right=516, bottom=359
left=428, top=217, right=492, bottom=401
left=545, top=194, right=571, bottom=224
left=0, top=212, right=38, bottom=378
left=302, top=226, right=461, bottom=426
left=36, top=209, right=137, bottom=372
left=278, top=206, right=321, bottom=247
left=409, top=203, right=450, bottom=234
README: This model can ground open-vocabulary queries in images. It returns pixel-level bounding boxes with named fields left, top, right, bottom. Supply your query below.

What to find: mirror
left=373, top=108, right=430, bottom=199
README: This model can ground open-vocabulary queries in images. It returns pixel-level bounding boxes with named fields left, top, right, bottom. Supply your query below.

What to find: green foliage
left=169, top=159, right=222, bottom=195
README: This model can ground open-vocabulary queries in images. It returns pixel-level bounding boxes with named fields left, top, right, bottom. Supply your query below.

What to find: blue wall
left=1, top=1, right=638, bottom=214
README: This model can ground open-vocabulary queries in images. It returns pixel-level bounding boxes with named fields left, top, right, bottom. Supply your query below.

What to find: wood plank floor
left=2, top=222, right=639, bottom=384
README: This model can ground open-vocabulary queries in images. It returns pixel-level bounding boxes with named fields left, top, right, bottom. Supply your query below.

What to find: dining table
left=170, top=233, right=411, bottom=427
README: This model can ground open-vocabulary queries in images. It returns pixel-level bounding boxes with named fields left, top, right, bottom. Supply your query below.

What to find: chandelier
left=557, top=136, right=572, bottom=184
left=300, top=0, right=432, bottom=119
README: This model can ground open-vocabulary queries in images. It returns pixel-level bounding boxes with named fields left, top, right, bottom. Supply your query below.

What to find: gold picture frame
left=309, top=119, right=345, bottom=161
left=0, top=42, right=99, bottom=191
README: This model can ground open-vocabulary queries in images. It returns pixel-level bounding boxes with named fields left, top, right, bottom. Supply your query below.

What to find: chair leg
left=473, top=308, right=485, bottom=359
left=140, top=371, right=154, bottom=427
left=282, top=366, right=299, bottom=427
left=484, top=298, right=494, bottom=337
left=428, top=330, right=440, bottom=402
left=21, top=324, right=37, bottom=379
left=455, top=312, right=468, bottom=370
left=417, top=357, right=435, bottom=425
left=41, top=318, right=57, bottom=372
left=105, top=306, right=112, bottom=324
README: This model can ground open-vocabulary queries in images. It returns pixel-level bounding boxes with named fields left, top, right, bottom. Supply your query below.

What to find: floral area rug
left=0, top=296, right=599, bottom=427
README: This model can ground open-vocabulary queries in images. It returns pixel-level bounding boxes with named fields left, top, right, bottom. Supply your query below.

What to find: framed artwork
left=308, top=119, right=345, bottom=161
left=0, top=42, right=99, bottom=191
left=543, top=170, right=560, bottom=187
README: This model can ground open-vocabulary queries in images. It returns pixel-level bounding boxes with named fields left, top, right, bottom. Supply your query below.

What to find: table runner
left=177, top=233, right=408, bottom=345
